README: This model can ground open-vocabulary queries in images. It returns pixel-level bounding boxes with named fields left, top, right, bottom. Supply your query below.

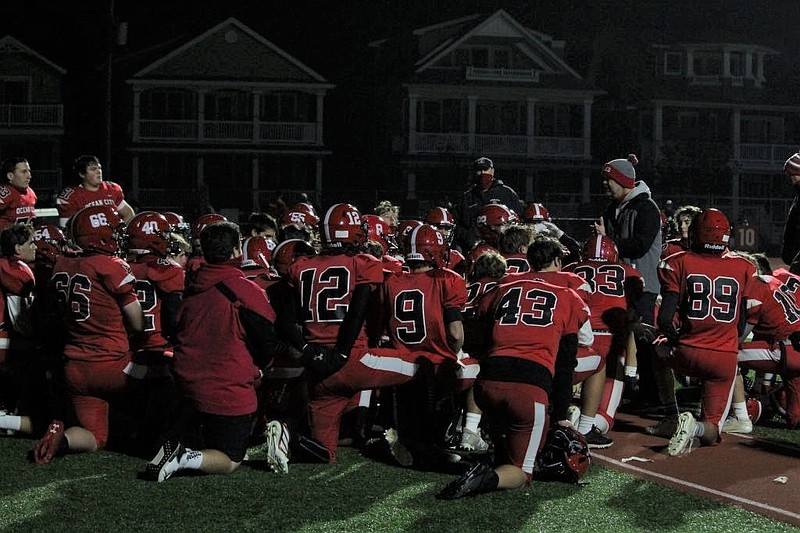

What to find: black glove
left=302, top=343, right=348, bottom=378
left=660, top=324, right=680, bottom=347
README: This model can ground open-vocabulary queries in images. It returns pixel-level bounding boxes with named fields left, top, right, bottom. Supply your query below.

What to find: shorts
left=198, top=412, right=255, bottom=463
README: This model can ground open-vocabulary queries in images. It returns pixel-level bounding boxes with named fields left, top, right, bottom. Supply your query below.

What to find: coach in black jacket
left=781, top=152, right=800, bottom=266
left=455, top=157, right=523, bottom=251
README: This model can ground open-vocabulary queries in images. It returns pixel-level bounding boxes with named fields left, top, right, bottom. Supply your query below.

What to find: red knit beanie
left=602, top=154, right=639, bottom=188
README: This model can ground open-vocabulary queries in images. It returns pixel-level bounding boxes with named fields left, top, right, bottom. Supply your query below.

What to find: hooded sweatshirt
left=601, top=181, right=662, bottom=294
left=172, top=261, right=276, bottom=416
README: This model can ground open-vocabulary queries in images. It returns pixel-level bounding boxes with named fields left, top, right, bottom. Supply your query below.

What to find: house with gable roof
left=127, top=17, right=333, bottom=217
left=590, top=0, right=800, bottom=252
left=0, top=35, right=66, bottom=200
left=362, top=9, right=603, bottom=213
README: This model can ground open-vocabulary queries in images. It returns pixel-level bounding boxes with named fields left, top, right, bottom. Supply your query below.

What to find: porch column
left=408, top=94, right=418, bottom=154
left=132, top=89, right=141, bottom=142
left=526, top=97, right=537, bottom=158
left=316, top=92, right=325, bottom=145
left=468, top=95, right=478, bottom=153
left=582, top=99, right=592, bottom=159
left=197, top=90, right=206, bottom=142
left=252, top=92, right=261, bottom=143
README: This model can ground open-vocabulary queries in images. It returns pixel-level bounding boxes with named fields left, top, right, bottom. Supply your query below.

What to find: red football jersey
left=564, top=260, right=642, bottom=331
left=383, top=267, right=467, bottom=361
left=0, top=185, right=36, bottom=230
left=513, top=269, right=592, bottom=303
left=502, top=252, right=530, bottom=274
left=661, top=238, right=688, bottom=260
left=477, top=277, right=588, bottom=373
left=56, top=181, right=125, bottom=223
left=130, top=255, right=185, bottom=352
left=0, top=257, right=35, bottom=362
left=464, top=277, right=501, bottom=318
left=745, top=272, right=800, bottom=340
left=289, top=252, right=384, bottom=350
left=51, top=254, right=138, bottom=362
left=658, top=251, right=756, bottom=352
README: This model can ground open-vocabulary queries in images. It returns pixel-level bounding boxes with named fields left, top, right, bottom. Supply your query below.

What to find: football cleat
left=722, top=416, right=753, bottom=434
left=667, top=412, right=697, bottom=456
left=145, top=439, right=186, bottom=482
left=583, top=426, right=613, bottom=449
left=265, top=420, right=291, bottom=474
left=33, top=420, right=65, bottom=465
left=644, top=416, right=678, bottom=438
left=458, top=428, right=490, bottom=453
left=436, top=462, right=498, bottom=500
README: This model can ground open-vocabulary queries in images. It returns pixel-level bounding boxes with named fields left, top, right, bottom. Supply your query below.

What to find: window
left=261, top=92, right=312, bottom=122
left=535, top=103, right=578, bottom=136
left=418, top=99, right=467, bottom=133
left=140, top=89, right=196, bottom=120
left=741, top=115, right=784, bottom=143
left=477, top=101, right=525, bottom=134
left=0, top=78, right=29, bottom=103
left=664, top=52, right=682, bottom=75
left=493, top=49, right=510, bottom=69
left=206, top=90, right=251, bottom=121
left=693, top=52, right=721, bottom=76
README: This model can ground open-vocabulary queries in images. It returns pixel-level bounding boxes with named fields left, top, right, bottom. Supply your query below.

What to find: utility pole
left=105, top=0, right=115, bottom=173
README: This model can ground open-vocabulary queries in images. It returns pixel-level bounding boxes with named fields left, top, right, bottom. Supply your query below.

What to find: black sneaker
left=436, top=462, right=498, bottom=500
left=143, top=439, right=185, bottom=482
left=584, top=426, right=613, bottom=449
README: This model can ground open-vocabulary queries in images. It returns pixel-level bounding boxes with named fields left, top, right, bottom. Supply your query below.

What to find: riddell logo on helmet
left=703, top=243, right=726, bottom=251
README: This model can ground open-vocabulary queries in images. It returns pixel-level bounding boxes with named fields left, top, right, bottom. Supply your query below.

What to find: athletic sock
left=593, top=415, right=610, bottom=434
left=0, top=413, right=21, bottom=431
left=732, top=401, right=748, bottom=420
left=578, top=414, right=594, bottom=434
left=464, top=413, right=482, bottom=433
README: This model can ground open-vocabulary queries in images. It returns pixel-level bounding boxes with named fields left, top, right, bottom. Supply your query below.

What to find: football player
left=56, top=155, right=135, bottom=227
left=146, top=221, right=283, bottom=481
left=657, top=208, right=757, bottom=456
left=33, top=206, right=145, bottom=464
left=0, top=223, right=38, bottom=435
left=380, top=224, right=479, bottom=465
left=475, top=203, right=517, bottom=248
left=564, top=235, right=644, bottom=440
left=437, top=236, right=589, bottom=499
left=0, top=157, right=37, bottom=230
left=662, top=205, right=701, bottom=259
left=728, top=257, right=800, bottom=431
left=125, top=212, right=186, bottom=451
left=498, top=224, right=533, bottom=274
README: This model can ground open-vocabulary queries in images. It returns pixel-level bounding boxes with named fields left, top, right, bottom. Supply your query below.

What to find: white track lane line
left=593, top=452, right=800, bottom=521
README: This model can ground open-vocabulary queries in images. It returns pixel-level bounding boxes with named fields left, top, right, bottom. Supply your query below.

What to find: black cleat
left=436, top=462, right=498, bottom=500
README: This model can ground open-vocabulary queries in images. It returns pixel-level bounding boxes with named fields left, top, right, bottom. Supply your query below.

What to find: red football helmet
left=272, top=238, right=316, bottom=277
left=33, top=224, right=66, bottom=267
left=476, top=203, right=516, bottom=245
left=67, top=205, right=125, bottom=255
left=241, top=235, right=275, bottom=270
left=582, top=235, right=619, bottom=263
left=127, top=211, right=172, bottom=257
left=536, top=426, right=591, bottom=483
left=523, top=202, right=551, bottom=223
left=320, top=203, right=367, bottom=250
left=191, top=213, right=227, bottom=243
left=426, top=206, right=456, bottom=245
left=362, top=214, right=395, bottom=254
left=162, top=211, right=191, bottom=239
left=280, top=202, right=320, bottom=230
left=405, top=224, right=449, bottom=268
left=395, top=219, right=423, bottom=254
left=689, top=208, right=730, bottom=254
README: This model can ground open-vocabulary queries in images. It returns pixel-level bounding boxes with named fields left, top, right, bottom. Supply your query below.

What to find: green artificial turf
left=1, top=436, right=798, bottom=533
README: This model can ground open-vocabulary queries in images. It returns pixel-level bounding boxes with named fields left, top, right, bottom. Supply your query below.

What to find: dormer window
left=664, top=52, right=682, bottom=75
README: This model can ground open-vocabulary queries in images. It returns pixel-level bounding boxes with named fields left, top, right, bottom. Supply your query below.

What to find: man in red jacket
left=145, top=221, right=284, bottom=481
